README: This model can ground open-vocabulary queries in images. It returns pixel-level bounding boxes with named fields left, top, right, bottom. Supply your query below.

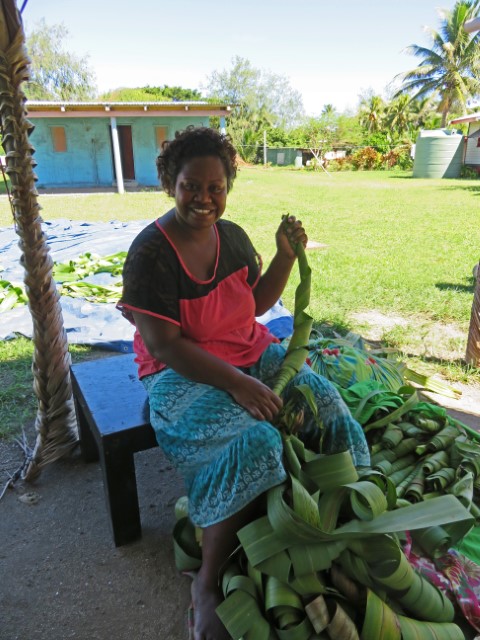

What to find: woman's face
left=174, top=155, right=228, bottom=231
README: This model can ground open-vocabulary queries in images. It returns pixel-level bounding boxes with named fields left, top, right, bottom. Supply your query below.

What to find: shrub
left=460, top=165, right=480, bottom=179
left=382, top=145, right=413, bottom=170
left=363, top=132, right=391, bottom=154
left=305, top=157, right=324, bottom=171
left=328, top=157, right=354, bottom=171
left=351, top=146, right=381, bottom=170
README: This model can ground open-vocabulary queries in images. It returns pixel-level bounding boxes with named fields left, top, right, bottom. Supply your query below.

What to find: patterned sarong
left=404, top=532, right=480, bottom=633
left=143, top=342, right=370, bottom=527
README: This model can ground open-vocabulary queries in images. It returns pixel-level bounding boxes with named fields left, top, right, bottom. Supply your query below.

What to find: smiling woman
left=116, top=125, right=369, bottom=640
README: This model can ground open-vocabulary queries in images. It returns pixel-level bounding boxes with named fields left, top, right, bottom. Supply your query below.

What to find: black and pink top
left=117, top=218, right=277, bottom=378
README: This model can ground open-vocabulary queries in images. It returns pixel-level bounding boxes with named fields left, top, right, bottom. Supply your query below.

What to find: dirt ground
left=1, top=387, right=479, bottom=640
left=0, top=438, right=191, bottom=640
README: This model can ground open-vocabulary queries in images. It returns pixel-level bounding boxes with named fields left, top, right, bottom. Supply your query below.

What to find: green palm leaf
left=272, top=238, right=312, bottom=397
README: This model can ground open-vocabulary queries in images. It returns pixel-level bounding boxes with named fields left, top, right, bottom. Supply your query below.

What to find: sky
left=20, top=0, right=455, bottom=115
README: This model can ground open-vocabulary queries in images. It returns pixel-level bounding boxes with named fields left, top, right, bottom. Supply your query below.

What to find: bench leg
left=74, top=397, right=99, bottom=463
left=100, top=438, right=142, bottom=546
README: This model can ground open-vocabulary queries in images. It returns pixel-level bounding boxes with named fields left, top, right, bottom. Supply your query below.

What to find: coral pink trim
left=154, top=218, right=220, bottom=284
left=117, top=302, right=181, bottom=326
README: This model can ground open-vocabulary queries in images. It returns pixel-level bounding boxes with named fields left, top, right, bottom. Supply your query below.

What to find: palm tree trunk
left=463, top=17, right=480, bottom=368
left=0, top=1, right=78, bottom=480
left=466, top=263, right=480, bottom=367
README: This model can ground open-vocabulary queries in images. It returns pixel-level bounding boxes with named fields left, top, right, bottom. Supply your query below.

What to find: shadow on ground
left=0, top=439, right=190, bottom=640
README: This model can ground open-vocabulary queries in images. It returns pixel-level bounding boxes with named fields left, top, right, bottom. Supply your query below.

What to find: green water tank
left=412, top=129, right=465, bottom=178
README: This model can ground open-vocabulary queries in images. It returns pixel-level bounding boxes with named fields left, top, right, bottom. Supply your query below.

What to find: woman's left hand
left=276, top=215, right=308, bottom=260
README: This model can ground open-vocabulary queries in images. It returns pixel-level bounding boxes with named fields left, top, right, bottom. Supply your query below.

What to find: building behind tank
left=450, top=112, right=480, bottom=176
left=412, top=129, right=465, bottom=178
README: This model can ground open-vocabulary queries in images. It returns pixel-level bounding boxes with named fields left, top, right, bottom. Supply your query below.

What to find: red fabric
left=133, top=266, right=276, bottom=378
left=404, top=531, right=480, bottom=633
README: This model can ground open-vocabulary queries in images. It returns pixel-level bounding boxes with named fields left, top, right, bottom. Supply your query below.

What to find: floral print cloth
left=404, top=531, right=480, bottom=634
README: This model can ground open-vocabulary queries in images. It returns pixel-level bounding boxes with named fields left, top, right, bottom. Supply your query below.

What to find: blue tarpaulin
left=0, top=219, right=293, bottom=352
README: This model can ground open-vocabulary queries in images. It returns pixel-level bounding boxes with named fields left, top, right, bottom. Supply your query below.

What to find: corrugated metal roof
left=450, top=112, right=480, bottom=124
left=26, top=100, right=219, bottom=107
left=25, top=100, right=232, bottom=118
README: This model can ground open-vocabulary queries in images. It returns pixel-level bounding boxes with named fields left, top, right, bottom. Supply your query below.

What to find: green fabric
left=454, top=525, right=480, bottom=565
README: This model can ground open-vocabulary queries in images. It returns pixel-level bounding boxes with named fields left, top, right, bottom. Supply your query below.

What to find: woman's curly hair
left=156, top=126, right=238, bottom=196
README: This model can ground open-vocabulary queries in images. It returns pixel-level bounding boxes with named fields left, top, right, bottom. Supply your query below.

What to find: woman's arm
left=132, top=311, right=283, bottom=422
left=254, top=216, right=308, bottom=316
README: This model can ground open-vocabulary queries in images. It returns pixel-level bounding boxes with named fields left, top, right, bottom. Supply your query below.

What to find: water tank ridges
left=412, top=129, right=464, bottom=178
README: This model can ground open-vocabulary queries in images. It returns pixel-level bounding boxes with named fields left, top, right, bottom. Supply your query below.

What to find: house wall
left=266, top=147, right=301, bottom=166
left=465, top=122, right=480, bottom=166
left=29, top=115, right=211, bottom=188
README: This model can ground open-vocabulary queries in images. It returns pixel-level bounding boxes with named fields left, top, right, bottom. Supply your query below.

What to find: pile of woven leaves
left=173, top=241, right=480, bottom=639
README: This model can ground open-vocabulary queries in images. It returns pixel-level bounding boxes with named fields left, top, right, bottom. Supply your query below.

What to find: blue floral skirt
left=143, top=343, right=370, bottom=528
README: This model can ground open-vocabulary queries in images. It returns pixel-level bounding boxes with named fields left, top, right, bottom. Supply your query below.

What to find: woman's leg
left=192, top=496, right=265, bottom=640
left=250, top=343, right=370, bottom=468
left=286, top=366, right=370, bottom=468
left=144, top=368, right=286, bottom=526
left=143, top=368, right=286, bottom=638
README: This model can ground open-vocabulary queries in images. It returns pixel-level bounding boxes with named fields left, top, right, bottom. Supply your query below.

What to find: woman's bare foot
left=191, top=573, right=230, bottom=640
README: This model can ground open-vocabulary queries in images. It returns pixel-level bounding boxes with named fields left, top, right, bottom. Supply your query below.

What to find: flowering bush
left=350, top=146, right=382, bottom=170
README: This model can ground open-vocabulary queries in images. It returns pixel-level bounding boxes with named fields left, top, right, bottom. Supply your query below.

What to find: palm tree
left=409, top=96, right=441, bottom=130
left=321, top=104, right=336, bottom=117
left=385, top=95, right=415, bottom=140
left=394, top=0, right=480, bottom=127
left=358, top=94, right=386, bottom=133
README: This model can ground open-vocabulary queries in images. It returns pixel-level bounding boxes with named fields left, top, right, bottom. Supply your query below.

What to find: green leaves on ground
left=54, top=252, right=126, bottom=302
left=0, top=251, right=127, bottom=311
left=52, top=251, right=126, bottom=282
left=0, top=278, right=27, bottom=312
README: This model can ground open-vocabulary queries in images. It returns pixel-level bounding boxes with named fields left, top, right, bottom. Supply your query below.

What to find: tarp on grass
left=0, top=219, right=293, bottom=351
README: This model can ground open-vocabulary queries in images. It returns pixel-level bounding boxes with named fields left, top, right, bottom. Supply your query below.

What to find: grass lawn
left=1, top=168, right=479, bottom=438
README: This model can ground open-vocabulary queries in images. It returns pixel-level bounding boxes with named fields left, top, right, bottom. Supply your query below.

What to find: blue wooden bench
left=70, top=353, right=157, bottom=546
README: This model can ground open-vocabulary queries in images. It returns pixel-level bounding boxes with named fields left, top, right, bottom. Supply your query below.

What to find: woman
left=118, top=126, right=369, bottom=640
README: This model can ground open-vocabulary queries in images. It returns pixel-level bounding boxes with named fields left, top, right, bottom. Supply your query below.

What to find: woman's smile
left=191, top=207, right=214, bottom=215
left=174, top=155, right=227, bottom=230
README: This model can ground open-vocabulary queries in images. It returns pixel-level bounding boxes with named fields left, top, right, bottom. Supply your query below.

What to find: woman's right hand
left=227, top=373, right=283, bottom=422
left=132, top=313, right=283, bottom=421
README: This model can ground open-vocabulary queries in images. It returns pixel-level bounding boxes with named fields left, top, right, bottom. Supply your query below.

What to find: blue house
left=26, top=101, right=231, bottom=192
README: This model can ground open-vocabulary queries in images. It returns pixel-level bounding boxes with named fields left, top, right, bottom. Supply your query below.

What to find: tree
left=335, top=112, right=364, bottom=147
left=409, top=96, right=441, bottom=130
left=98, top=85, right=202, bottom=102
left=321, top=104, right=336, bottom=117
left=300, top=114, right=338, bottom=170
left=154, top=85, right=202, bottom=101
left=358, top=92, right=387, bottom=133
left=25, top=19, right=96, bottom=100
left=204, top=56, right=304, bottom=160
left=0, top=3, right=78, bottom=479
left=394, top=0, right=480, bottom=126
left=385, top=94, right=415, bottom=140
